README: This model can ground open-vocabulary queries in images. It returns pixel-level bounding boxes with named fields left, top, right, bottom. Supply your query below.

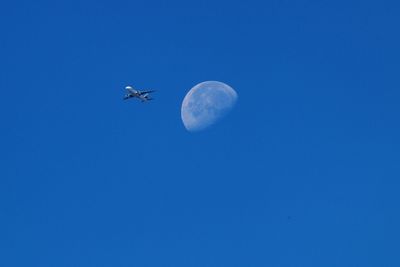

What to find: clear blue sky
left=1, top=0, right=399, bottom=266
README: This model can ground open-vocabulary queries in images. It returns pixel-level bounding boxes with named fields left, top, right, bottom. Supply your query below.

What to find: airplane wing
left=138, top=90, right=155, bottom=95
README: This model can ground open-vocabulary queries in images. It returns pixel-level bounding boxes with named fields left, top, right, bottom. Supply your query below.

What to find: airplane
left=123, top=85, right=155, bottom=102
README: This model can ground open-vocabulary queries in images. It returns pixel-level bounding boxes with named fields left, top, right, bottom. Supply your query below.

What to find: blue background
left=1, top=0, right=399, bottom=266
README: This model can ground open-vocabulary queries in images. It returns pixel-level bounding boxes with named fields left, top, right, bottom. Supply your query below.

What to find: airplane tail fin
left=141, top=97, right=153, bottom=102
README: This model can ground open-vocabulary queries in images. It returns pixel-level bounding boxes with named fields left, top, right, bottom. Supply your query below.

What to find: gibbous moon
left=181, top=81, right=238, bottom=132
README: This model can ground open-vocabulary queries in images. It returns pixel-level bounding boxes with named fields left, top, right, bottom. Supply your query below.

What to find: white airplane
left=123, top=85, right=155, bottom=102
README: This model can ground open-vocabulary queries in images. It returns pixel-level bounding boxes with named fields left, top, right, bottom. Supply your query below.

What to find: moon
left=181, top=81, right=238, bottom=132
